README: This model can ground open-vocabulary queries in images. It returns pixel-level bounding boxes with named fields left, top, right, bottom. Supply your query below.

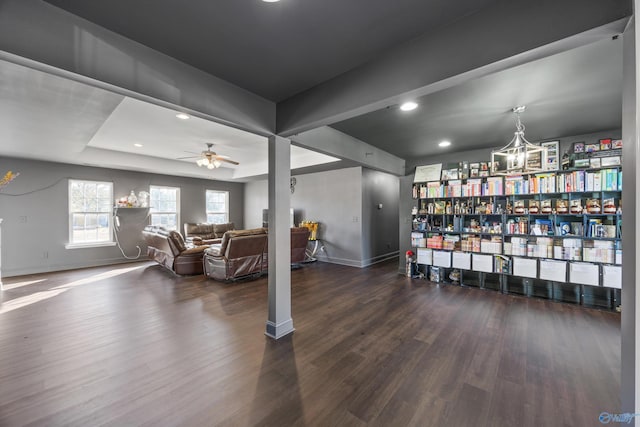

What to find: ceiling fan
left=177, top=143, right=239, bottom=169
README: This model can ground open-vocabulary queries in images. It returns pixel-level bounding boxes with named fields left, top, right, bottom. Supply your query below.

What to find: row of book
left=420, top=169, right=622, bottom=198
left=422, top=177, right=505, bottom=198
left=504, top=169, right=622, bottom=195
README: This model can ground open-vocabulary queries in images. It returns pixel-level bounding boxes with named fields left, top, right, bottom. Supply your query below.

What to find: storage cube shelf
left=411, top=166, right=623, bottom=309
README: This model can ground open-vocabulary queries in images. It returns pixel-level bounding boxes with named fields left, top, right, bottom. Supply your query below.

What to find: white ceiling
left=0, top=59, right=340, bottom=181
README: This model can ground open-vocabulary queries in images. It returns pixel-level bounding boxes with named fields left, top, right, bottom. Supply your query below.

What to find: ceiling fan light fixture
left=186, top=143, right=238, bottom=169
left=400, top=101, right=418, bottom=111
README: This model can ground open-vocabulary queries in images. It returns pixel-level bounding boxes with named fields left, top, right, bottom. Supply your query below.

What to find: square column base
left=265, top=319, right=295, bottom=340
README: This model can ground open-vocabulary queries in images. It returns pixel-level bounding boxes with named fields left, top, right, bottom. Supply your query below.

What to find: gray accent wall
left=399, top=129, right=622, bottom=273
left=245, top=166, right=400, bottom=268
left=0, top=157, right=243, bottom=276
left=362, top=168, right=399, bottom=265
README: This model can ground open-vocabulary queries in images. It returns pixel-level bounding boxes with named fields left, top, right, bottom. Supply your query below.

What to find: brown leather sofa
left=203, top=228, right=268, bottom=281
left=291, top=227, right=311, bottom=263
left=142, top=226, right=209, bottom=275
left=262, top=227, right=311, bottom=270
left=183, top=222, right=234, bottom=245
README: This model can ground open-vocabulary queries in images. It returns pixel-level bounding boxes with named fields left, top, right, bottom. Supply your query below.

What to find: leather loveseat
left=203, top=228, right=268, bottom=281
left=142, top=226, right=209, bottom=275
left=183, top=222, right=235, bottom=245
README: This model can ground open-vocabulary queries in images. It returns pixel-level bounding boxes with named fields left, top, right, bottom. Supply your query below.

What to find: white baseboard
left=361, top=251, right=399, bottom=267
left=314, top=251, right=399, bottom=268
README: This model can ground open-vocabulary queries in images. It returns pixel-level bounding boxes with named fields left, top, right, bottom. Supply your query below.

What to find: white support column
left=621, top=13, right=639, bottom=421
left=265, top=135, right=293, bottom=339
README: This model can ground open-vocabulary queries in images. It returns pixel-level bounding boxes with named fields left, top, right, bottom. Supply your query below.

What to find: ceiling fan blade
left=219, top=158, right=239, bottom=165
left=212, top=154, right=230, bottom=160
left=175, top=155, right=199, bottom=160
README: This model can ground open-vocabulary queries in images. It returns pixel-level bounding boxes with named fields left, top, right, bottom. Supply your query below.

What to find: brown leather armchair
left=142, top=226, right=209, bottom=275
left=262, top=227, right=311, bottom=270
left=291, top=227, right=311, bottom=264
left=203, top=228, right=268, bottom=281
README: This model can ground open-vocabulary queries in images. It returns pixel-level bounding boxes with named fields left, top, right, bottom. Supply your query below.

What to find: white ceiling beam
left=276, top=0, right=631, bottom=136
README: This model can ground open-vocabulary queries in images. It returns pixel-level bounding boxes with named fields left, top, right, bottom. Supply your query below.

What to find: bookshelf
left=411, top=166, right=622, bottom=309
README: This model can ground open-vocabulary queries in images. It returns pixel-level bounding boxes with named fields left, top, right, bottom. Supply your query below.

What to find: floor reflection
left=249, top=334, right=306, bottom=426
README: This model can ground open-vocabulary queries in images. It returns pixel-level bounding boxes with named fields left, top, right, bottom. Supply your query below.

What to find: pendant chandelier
left=491, top=106, right=547, bottom=175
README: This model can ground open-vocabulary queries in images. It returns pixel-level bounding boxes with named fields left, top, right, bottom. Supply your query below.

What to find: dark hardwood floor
left=0, top=260, right=620, bottom=426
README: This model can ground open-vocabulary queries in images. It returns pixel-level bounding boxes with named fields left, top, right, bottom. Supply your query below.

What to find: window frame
left=66, top=179, right=115, bottom=249
left=205, top=189, right=230, bottom=224
left=149, top=185, right=181, bottom=231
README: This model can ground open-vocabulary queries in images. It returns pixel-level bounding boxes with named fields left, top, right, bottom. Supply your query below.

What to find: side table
left=303, top=239, right=324, bottom=263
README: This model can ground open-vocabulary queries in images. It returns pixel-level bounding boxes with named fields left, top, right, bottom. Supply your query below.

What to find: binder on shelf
left=513, top=257, right=537, bottom=278
left=427, top=182, right=444, bottom=198
left=569, top=262, right=600, bottom=286
left=494, top=255, right=511, bottom=274
left=505, top=175, right=528, bottom=195
left=419, top=186, right=427, bottom=198
left=484, top=176, right=504, bottom=196
left=447, top=180, right=462, bottom=197
left=411, top=231, right=427, bottom=248
left=432, top=250, right=451, bottom=268
left=539, top=259, right=567, bottom=282
left=463, top=179, right=482, bottom=197
left=452, top=252, right=471, bottom=270
left=417, top=248, right=432, bottom=265
left=472, top=253, right=493, bottom=273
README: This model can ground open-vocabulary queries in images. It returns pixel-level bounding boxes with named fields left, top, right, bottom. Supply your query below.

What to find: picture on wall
left=612, top=139, right=623, bottom=149
left=441, top=168, right=459, bottom=180
left=541, top=140, right=559, bottom=171
left=573, top=142, right=585, bottom=153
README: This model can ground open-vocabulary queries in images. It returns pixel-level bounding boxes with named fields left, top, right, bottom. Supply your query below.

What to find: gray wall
left=361, top=168, right=399, bottom=265
left=246, top=166, right=400, bottom=267
left=399, top=129, right=622, bottom=273
left=0, top=157, right=243, bottom=276
left=245, top=167, right=364, bottom=267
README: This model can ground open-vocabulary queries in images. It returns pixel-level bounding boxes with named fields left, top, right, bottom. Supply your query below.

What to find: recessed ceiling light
left=439, top=140, right=451, bottom=147
left=262, top=0, right=280, bottom=2
left=134, top=143, right=143, bottom=148
left=399, top=101, right=418, bottom=111
left=176, top=113, right=190, bottom=120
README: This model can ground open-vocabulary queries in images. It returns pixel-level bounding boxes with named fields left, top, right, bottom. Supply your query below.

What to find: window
left=150, top=186, right=180, bottom=230
left=68, top=179, right=113, bottom=246
left=206, top=190, right=229, bottom=224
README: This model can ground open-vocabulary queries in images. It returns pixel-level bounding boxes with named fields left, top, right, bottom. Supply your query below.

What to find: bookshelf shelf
left=410, top=165, right=623, bottom=308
